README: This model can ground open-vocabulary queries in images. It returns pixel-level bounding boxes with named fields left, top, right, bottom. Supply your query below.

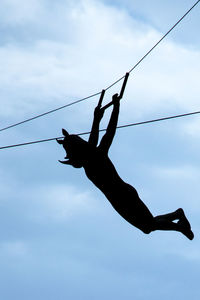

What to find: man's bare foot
left=176, top=208, right=191, bottom=229
left=180, top=226, right=194, bottom=240
left=176, top=209, right=194, bottom=240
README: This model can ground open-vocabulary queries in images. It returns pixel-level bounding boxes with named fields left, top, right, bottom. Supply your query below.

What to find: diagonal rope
left=0, top=0, right=199, bottom=133
left=1, top=109, right=200, bottom=150
left=0, top=92, right=101, bottom=133
left=128, top=0, right=200, bottom=74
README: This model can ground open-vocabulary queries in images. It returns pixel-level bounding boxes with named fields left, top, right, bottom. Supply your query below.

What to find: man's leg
left=152, top=208, right=194, bottom=240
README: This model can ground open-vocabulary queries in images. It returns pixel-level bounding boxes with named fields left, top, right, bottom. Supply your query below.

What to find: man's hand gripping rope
left=95, top=72, right=129, bottom=116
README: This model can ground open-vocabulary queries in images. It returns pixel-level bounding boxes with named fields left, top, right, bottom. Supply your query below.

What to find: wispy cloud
left=153, top=164, right=200, bottom=180
left=1, top=0, right=199, bottom=123
left=30, top=183, right=102, bottom=222
left=0, top=2, right=200, bottom=299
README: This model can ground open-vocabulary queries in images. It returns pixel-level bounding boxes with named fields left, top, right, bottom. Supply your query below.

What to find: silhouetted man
left=57, top=93, right=194, bottom=240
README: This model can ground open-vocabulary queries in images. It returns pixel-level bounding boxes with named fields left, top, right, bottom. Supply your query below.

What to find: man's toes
left=183, top=228, right=194, bottom=240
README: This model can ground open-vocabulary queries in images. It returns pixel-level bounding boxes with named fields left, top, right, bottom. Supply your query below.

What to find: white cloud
left=34, top=184, right=100, bottom=222
left=150, top=164, right=200, bottom=215
left=0, top=0, right=43, bottom=25
left=153, top=164, right=200, bottom=180
left=0, top=0, right=199, bottom=129
left=1, top=3, right=200, bottom=299
left=0, top=166, right=103, bottom=224
left=8, top=182, right=103, bottom=224
left=181, top=118, right=200, bottom=138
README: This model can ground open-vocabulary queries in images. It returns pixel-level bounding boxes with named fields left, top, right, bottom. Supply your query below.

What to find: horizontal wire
left=0, top=0, right=199, bottom=133
left=1, top=109, right=200, bottom=150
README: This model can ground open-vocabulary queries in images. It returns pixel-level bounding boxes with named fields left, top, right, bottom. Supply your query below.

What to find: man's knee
left=141, top=227, right=152, bottom=234
left=140, top=221, right=155, bottom=234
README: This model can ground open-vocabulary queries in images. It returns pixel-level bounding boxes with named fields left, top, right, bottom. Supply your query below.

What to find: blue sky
left=0, top=0, right=200, bottom=299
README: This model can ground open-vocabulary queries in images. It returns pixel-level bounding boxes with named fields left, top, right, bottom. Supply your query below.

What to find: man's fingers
left=112, top=93, right=120, bottom=103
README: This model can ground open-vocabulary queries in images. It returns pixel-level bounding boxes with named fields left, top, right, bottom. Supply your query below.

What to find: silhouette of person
left=57, top=93, right=194, bottom=240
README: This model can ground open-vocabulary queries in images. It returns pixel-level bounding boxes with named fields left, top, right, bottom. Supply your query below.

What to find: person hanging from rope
left=57, top=81, right=194, bottom=240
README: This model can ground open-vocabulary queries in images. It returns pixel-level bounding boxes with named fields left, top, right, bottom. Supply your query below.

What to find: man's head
left=57, top=129, right=89, bottom=168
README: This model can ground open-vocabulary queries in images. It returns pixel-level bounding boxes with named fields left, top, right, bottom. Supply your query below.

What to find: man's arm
left=98, top=93, right=120, bottom=154
left=88, top=105, right=105, bottom=147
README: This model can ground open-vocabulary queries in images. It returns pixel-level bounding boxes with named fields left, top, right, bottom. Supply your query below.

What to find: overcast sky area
left=0, top=0, right=200, bottom=299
